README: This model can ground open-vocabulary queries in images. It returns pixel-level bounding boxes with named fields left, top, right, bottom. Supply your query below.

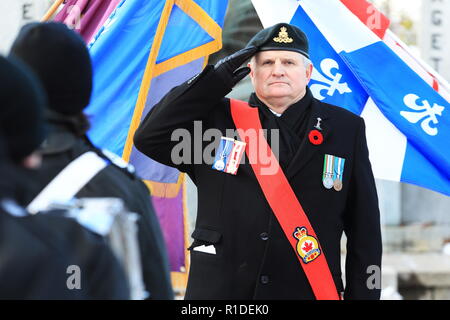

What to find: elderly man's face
left=248, top=50, right=312, bottom=107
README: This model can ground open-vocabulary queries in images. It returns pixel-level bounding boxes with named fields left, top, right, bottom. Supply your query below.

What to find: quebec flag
left=252, top=0, right=450, bottom=197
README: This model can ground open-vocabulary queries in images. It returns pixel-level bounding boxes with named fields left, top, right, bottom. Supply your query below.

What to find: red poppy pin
left=308, top=129, right=323, bottom=145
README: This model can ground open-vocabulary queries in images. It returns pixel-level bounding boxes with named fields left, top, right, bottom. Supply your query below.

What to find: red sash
left=230, top=99, right=339, bottom=300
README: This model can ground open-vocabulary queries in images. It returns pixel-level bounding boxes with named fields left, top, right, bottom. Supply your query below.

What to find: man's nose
left=271, top=61, right=285, bottom=76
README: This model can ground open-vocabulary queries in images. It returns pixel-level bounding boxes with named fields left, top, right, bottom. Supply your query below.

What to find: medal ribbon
left=335, top=157, right=342, bottom=180
left=327, top=155, right=334, bottom=180
left=214, top=138, right=233, bottom=171
left=221, top=138, right=232, bottom=160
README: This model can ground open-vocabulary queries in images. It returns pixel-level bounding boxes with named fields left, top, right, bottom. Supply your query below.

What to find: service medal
left=322, top=154, right=335, bottom=189
left=212, top=137, right=246, bottom=175
left=323, top=176, right=334, bottom=189
left=333, top=156, right=345, bottom=192
left=213, top=159, right=225, bottom=171
left=333, top=178, right=343, bottom=191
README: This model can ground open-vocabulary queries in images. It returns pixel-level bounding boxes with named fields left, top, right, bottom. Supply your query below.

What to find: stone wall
left=0, top=0, right=52, bottom=54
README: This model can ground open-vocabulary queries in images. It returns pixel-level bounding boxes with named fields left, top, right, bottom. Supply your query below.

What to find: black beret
left=9, top=22, right=93, bottom=116
left=0, top=56, right=47, bottom=162
left=246, top=23, right=309, bottom=59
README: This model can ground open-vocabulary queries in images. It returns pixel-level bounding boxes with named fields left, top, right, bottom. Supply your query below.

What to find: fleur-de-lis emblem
left=310, top=58, right=352, bottom=100
left=273, top=27, right=293, bottom=43
left=400, top=93, right=445, bottom=136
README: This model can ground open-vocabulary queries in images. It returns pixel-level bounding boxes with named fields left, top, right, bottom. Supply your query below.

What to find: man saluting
left=134, top=23, right=382, bottom=300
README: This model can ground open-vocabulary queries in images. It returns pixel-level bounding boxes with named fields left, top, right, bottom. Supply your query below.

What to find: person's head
left=246, top=23, right=313, bottom=111
left=0, top=56, right=47, bottom=168
left=9, top=22, right=93, bottom=118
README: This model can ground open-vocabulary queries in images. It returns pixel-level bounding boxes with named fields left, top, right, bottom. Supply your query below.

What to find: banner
left=51, top=0, right=229, bottom=288
left=252, top=0, right=450, bottom=197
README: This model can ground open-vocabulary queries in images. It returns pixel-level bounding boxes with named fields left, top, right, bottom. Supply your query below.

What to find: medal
left=212, top=138, right=232, bottom=172
left=333, top=179, right=342, bottom=191
left=225, top=140, right=246, bottom=175
left=213, top=159, right=225, bottom=171
left=323, top=176, right=334, bottom=189
left=322, top=154, right=334, bottom=189
left=212, top=137, right=246, bottom=175
left=333, top=156, right=345, bottom=192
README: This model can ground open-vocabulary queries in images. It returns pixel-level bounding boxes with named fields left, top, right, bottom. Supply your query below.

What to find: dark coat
left=0, top=133, right=129, bottom=300
left=24, top=123, right=173, bottom=300
left=134, top=65, right=382, bottom=300
left=0, top=200, right=130, bottom=299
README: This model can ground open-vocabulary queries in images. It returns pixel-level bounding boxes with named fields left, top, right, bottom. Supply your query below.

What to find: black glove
left=214, top=46, right=258, bottom=88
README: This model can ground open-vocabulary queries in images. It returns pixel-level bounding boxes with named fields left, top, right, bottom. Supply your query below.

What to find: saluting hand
left=214, top=46, right=258, bottom=88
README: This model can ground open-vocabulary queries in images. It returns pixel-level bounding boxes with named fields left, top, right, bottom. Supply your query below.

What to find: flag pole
left=42, top=0, right=65, bottom=22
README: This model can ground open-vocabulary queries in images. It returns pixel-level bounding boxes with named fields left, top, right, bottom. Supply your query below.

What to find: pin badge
left=314, top=117, right=322, bottom=131
left=309, top=118, right=324, bottom=145
left=309, top=129, right=323, bottom=145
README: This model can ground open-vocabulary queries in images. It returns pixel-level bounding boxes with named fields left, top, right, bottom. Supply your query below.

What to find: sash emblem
left=293, top=227, right=321, bottom=264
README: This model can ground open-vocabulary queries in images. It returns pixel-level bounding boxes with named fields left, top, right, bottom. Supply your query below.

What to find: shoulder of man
left=318, top=99, right=363, bottom=124
left=73, top=141, right=141, bottom=182
left=67, top=137, right=139, bottom=180
left=97, top=148, right=138, bottom=179
left=75, top=145, right=152, bottom=210
left=315, top=99, right=364, bottom=133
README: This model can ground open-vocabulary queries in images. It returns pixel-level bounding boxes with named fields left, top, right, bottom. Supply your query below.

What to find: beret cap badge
left=273, top=27, right=293, bottom=44
left=245, top=23, right=310, bottom=58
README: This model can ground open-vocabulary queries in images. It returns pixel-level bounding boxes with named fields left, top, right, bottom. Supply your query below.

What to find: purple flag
left=54, top=0, right=121, bottom=43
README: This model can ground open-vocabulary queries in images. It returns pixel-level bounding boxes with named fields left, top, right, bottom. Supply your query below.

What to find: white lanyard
left=27, top=151, right=108, bottom=214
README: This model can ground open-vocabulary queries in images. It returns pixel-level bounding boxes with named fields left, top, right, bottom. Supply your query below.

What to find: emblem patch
left=293, top=227, right=321, bottom=264
left=273, top=27, right=293, bottom=43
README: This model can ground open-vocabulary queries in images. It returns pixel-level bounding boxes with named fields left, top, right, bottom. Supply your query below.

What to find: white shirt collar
left=268, top=108, right=282, bottom=117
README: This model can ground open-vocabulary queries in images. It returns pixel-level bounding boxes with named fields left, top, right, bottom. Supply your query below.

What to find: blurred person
left=10, top=22, right=173, bottom=299
left=0, top=133, right=81, bottom=300
left=0, top=56, right=129, bottom=299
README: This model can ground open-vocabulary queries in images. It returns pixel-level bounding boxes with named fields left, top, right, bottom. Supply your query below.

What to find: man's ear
left=306, top=63, right=313, bottom=83
left=247, top=61, right=255, bottom=81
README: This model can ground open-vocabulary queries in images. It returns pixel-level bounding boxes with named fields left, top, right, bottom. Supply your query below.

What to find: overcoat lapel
left=286, top=99, right=331, bottom=180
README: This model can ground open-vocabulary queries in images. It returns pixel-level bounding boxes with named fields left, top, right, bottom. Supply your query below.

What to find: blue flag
left=83, top=0, right=229, bottom=274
